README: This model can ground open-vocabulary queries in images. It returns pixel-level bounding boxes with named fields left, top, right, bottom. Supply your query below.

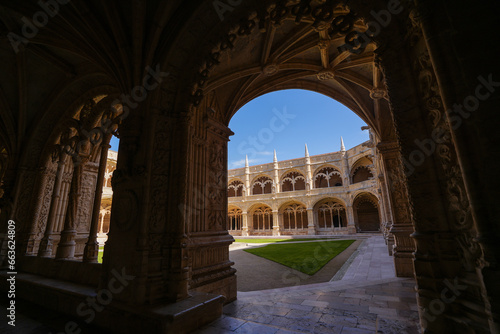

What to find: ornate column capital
left=376, top=141, right=400, bottom=155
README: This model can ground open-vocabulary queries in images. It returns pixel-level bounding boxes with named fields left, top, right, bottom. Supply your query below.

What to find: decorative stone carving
left=77, top=172, right=97, bottom=232
left=36, top=167, right=57, bottom=240
left=317, top=39, right=330, bottom=50
left=369, top=88, right=386, bottom=100
left=317, top=69, right=335, bottom=81
left=414, top=51, right=473, bottom=229
left=207, top=135, right=228, bottom=231
left=262, top=63, right=279, bottom=76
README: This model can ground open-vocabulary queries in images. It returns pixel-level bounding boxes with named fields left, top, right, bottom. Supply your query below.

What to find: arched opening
left=314, top=198, right=347, bottom=232
left=280, top=202, right=308, bottom=233
left=228, top=179, right=244, bottom=197
left=96, top=137, right=119, bottom=262
left=281, top=171, right=306, bottom=192
left=249, top=204, right=273, bottom=234
left=251, top=176, right=273, bottom=195
left=228, top=205, right=243, bottom=235
left=29, top=96, right=123, bottom=263
left=350, top=156, right=374, bottom=184
left=314, top=166, right=343, bottom=188
left=353, top=193, right=381, bottom=232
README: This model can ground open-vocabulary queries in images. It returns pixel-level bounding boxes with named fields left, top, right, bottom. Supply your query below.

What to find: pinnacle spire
left=341, top=136, right=346, bottom=152
left=245, top=155, right=249, bottom=167
left=273, top=149, right=278, bottom=163
left=305, top=143, right=309, bottom=157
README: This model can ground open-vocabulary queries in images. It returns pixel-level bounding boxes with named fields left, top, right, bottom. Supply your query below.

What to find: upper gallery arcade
left=227, top=135, right=388, bottom=237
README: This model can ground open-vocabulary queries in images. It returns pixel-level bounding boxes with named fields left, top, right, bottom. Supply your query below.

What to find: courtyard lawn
left=234, top=238, right=339, bottom=243
left=244, top=239, right=355, bottom=275
left=234, top=238, right=290, bottom=243
left=98, top=246, right=104, bottom=263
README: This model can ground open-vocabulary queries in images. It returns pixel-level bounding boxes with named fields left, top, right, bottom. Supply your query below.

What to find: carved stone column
left=377, top=141, right=415, bottom=277
left=415, top=1, right=500, bottom=331
left=99, top=109, right=192, bottom=306
left=38, top=158, right=66, bottom=257
left=242, top=211, right=249, bottom=236
left=185, top=114, right=236, bottom=302
left=379, top=172, right=394, bottom=255
left=374, top=21, right=495, bottom=330
left=83, top=141, right=111, bottom=263
left=272, top=210, right=280, bottom=236
left=55, top=163, right=83, bottom=260
left=307, top=208, right=315, bottom=235
left=346, top=204, right=356, bottom=234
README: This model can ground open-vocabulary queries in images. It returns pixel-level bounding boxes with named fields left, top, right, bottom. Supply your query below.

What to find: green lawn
left=98, top=246, right=104, bottom=264
left=244, top=239, right=355, bottom=275
left=234, top=238, right=339, bottom=243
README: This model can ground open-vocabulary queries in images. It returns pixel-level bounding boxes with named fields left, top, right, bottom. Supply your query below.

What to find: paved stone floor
left=196, top=236, right=421, bottom=333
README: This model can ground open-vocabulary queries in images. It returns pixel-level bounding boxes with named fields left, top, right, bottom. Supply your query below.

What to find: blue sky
left=227, top=89, right=369, bottom=169
left=109, top=89, right=369, bottom=166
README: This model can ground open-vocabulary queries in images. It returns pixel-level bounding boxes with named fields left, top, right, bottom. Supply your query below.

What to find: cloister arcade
left=0, top=1, right=497, bottom=333
left=227, top=141, right=384, bottom=236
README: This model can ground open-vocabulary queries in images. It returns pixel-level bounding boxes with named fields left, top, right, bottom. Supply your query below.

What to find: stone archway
left=1, top=1, right=497, bottom=333
left=153, top=1, right=495, bottom=332
left=353, top=192, right=381, bottom=232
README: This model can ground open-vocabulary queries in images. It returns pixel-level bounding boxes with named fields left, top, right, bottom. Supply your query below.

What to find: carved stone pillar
left=38, top=158, right=66, bottom=257
left=346, top=205, right=356, bottom=234
left=272, top=210, right=280, bottom=236
left=377, top=141, right=415, bottom=277
left=55, top=163, right=83, bottom=260
left=84, top=141, right=111, bottom=263
left=307, top=208, right=315, bottom=235
left=379, top=173, right=394, bottom=255
left=415, top=1, right=500, bottom=331
left=184, top=114, right=236, bottom=302
left=242, top=211, right=249, bottom=236
left=374, top=21, right=495, bottom=330
left=100, top=109, right=191, bottom=306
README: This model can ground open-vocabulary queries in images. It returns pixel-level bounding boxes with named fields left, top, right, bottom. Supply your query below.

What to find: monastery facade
left=227, top=136, right=389, bottom=237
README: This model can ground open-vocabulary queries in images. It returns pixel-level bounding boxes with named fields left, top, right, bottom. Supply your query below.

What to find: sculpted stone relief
left=414, top=50, right=479, bottom=261
left=77, top=172, right=97, bottom=232
left=384, top=155, right=411, bottom=224
left=207, top=136, right=228, bottom=231
left=36, top=167, right=57, bottom=240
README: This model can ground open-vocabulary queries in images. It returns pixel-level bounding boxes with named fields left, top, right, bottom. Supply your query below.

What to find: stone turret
left=273, top=150, right=279, bottom=193
left=340, top=137, right=349, bottom=185
left=305, top=144, right=312, bottom=191
left=244, top=155, right=250, bottom=196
